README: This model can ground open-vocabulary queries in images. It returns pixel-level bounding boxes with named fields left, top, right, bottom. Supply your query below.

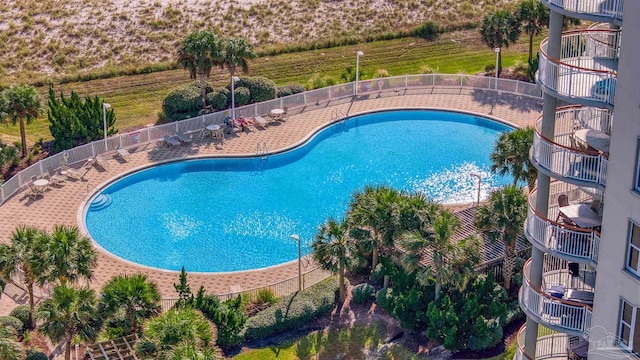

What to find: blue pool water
left=85, top=110, right=513, bottom=272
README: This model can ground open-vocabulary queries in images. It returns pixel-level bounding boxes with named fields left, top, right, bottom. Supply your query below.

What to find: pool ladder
left=330, top=108, right=346, bottom=124
left=256, top=141, right=268, bottom=160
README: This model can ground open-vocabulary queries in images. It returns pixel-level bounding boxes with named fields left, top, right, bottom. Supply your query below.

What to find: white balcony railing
left=520, top=258, right=593, bottom=336
left=542, top=0, right=623, bottom=22
left=539, top=29, right=619, bottom=107
left=515, top=324, right=570, bottom=360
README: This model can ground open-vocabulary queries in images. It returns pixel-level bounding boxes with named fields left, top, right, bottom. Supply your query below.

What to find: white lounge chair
left=47, top=166, right=66, bottom=186
left=254, top=116, right=268, bottom=128
left=175, top=133, right=193, bottom=145
left=95, top=154, right=110, bottom=170
left=163, top=135, right=181, bottom=147
left=115, top=146, right=131, bottom=162
left=63, top=158, right=95, bottom=180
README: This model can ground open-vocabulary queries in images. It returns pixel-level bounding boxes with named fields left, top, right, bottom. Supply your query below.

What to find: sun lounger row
left=162, top=133, right=193, bottom=147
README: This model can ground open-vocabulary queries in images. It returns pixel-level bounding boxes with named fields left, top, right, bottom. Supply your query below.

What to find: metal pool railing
left=0, top=74, right=541, bottom=205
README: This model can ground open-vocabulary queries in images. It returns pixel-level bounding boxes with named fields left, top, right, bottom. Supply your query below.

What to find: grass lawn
left=0, top=30, right=544, bottom=145
left=233, top=322, right=420, bottom=360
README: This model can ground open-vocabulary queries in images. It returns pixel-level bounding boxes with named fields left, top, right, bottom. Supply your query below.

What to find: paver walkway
left=0, top=88, right=542, bottom=315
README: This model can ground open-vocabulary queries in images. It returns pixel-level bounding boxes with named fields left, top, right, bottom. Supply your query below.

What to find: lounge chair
left=47, top=166, right=66, bottom=186
left=95, top=154, right=110, bottom=170
left=63, top=158, right=95, bottom=180
left=175, top=133, right=193, bottom=145
left=162, top=135, right=181, bottom=147
left=254, top=116, right=268, bottom=128
left=115, top=146, right=131, bottom=162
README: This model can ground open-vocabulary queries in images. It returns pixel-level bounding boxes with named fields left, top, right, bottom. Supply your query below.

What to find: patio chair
left=590, top=199, right=601, bottom=214
left=63, top=158, right=96, bottom=180
left=115, top=146, right=131, bottom=162
left=162, top=135, right=181, bottom=147
left=555, top=195, right=570, bottom=222
left=280, top=106, right=289, bottom=121
left=175, top=133, right=193, bottom=145
left=47, top=166, right=66, bottom=186
left=95, top=154, right=110, bottom=170
left=24, top=181, right=44, bottom=200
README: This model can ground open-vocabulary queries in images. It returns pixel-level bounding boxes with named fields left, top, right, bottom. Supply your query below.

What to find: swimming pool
left=85, top=110, right=513, bottom=272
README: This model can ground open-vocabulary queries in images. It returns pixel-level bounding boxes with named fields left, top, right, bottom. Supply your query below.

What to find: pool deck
left=0, top=89, right=542, bottom=315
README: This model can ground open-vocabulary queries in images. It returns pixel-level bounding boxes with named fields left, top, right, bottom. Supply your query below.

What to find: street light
left=494, top=47, right=501, bottom=90
left=290, top=234, right=302, bottom=291
left=355, top=51, right=364, bottom=96
left=470, top=173, right=482, bottom=206
left=230, top=76, right=240, bottom=120
left=102, top=102, right=111, bottom=143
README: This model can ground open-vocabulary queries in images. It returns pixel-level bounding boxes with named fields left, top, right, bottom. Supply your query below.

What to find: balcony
left=520, top=256, right=594, bottom=336
left=531, top=106, right=611, bottom=188
left=541, top=0, right=623, bottom=25
left=538, top=29, right=619, bottom=108
left=514, top=324, right=576, bottom=360
left=526, top=181, right=601, bottom=265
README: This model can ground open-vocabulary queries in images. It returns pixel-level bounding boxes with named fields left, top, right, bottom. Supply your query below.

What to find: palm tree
left=99, top=273, right=161, bottom=335
left=177, top=31, right=224, bottom=107
left=221, top=38, right=256, bottom=107
left=0, top=225, right=48, bottom=329
left=44, top=225, right=98, bottom=284
left=1, top=84, right=42, bottom=157
left=0, top=325, right=22, bottom=360
left=517, top=0, right=549, bottom=65
left=401, top=202, right=480, bottom=300
left=140, top=308, right=216, bottom=360
left=312, top=218, right=357, bottom=302
left=479, top=10, right=522, bottom=77
left=38, top=283, right=101, bottom=360
left=348, top=185, right=403, bottom=275
left=474, top=185, right=527, bottom=292
left=490, top=127, right=537, bottom=191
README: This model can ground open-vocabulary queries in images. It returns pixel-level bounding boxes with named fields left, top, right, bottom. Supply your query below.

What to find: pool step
left=90, top=194, right=112, bottom=211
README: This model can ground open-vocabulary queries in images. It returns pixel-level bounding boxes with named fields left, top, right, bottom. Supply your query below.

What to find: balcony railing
left=541, top=0, right=623, bottom=23
left=520, top=258, right=593, bottom=336
left=539, top=29, right=619, bottom=107
left=515, top=324, right=570, bottom=360
left=531, top=106, right=610, bottom=188
left=526, top=181, right=601, bottom=265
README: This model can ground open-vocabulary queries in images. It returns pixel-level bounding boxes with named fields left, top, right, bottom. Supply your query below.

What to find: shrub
left=371, top=263, right=385, bottom=285
left=25, top=350, right=48, bottom=360
left=374, top=69, right=390, bottom=78
left=0, top=316, right=24, bottom=336
left=206, top=88, right=229, bottom=111
left=276, top=83, right=306, bottom=97
left=187, top=81, right=213, bottom=95
left=243, top=76, right=277, bottom=103
left=376, top=288, right=393, bottom=309
left=244, top=277, right=339, bottom=340
left=411, top=21, right=442, bottom=40
left=233, top=87, right=250, bottom=106
left=9, top=305, right=31, bottom=331
left=162, top=87, right=201, bottom=121
left=306, top=74, right=335, bottom=90
left=256, top=289, right=278, bottom=305
left=351, top=283, right=374, bottom=304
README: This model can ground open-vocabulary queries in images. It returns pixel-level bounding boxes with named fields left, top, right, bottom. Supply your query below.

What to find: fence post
left=404, top=76, right=408, bottom=89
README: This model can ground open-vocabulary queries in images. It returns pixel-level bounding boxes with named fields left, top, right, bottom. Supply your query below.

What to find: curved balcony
left=541, top=0, right=623, bottom=25
left=539, top=29, right=619, bottom=108
left=531, top=106, right=611, bottom=188
left=520, top=257, right=593, bottom=336
left=515, top=324, right=572, bottom=360
left=526, top=182, right=601, bottom=266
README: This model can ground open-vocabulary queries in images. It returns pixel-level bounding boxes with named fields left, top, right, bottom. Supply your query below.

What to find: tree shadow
left=470, top=89, right=542, bottom=115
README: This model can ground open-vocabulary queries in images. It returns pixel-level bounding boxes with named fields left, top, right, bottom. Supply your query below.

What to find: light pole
left=230, top=76, right=240, bottom=120
left=494, top=47, right=501, bottom=90
left=290, top=234, right=302, bottom=291
left=102, top=102, right=111, bottom=143
left=470, top=173, right=482, bottom=206
left=355, top=51, right=364, bottom=96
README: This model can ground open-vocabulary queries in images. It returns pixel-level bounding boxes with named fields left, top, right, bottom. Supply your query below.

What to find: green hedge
left=276, top=83, right=306, bottom=98
left=162, top=87, right=202, bottom=121
left=243, top=277, right=339, bottom=340
left=0, top=316, right=23, bottom=336
left=206, top=88, right=230, bottom=111
left=233, top=87, right=251, bottom=106
left=9, top=305, right=31, bottom=331
left=351, top=283, right=374, bottom=304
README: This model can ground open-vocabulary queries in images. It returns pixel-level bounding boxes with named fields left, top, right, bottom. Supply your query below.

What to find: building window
left=629, top=222, right=640, bottom=276
left=619, top=300, right=640, bottom=356
left=636, top=140, right=640, bottom=192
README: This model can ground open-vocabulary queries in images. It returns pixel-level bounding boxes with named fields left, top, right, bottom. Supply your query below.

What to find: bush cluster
left=25, top=350, right=48, bottom=360
left=162, top=87, right=202, bottom=121
left=0, top=316, right=24, bottom=336
left=9, top=305, right=31, bottom=331
left=243, top=277, right=339, bottom=340
left=351, top=283, right=374, bottom=304
left=276, top=83, right=306, bottom=98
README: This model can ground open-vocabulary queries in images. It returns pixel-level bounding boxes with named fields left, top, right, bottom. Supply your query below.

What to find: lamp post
left=470, top=173, right=482, bottom=206
left=355, top=51, right=364, bottom=96
left=102, top=102, right=111, bottom=143
left=290, top=234, right=302, bottom=291
left=494, top=47, right=501, bottom=90
left=230, top=76, right=240, bottom=120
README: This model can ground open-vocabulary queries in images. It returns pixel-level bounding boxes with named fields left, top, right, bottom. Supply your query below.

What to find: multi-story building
left=517, top=0, right=640, bottom=359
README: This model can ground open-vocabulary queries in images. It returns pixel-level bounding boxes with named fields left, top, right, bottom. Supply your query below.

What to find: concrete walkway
left=0, top=88, right=542, bottom=315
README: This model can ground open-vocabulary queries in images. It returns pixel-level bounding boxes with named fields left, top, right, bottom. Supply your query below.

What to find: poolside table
left=559, top=204, right=602, bottom=229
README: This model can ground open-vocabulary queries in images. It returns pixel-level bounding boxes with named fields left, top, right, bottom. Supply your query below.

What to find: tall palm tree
left=140, top=308, right=216, bottom=360
left=221, top=38, right=256, bottom=107
left=490, top=127, right=537, bottom=191
left=401, top=202, right=480, bottom=300
left=0, top=225, right=48, bottom=329
left=177, top=31, right=224, bottom=108
left=0, top=325, right=22, bottom=360
left=44, top=225, right=98, bottom=284
left=312, top=218, right=357, bottom=302
left=474, top=185, right=527, bottom=292
left=348, top=185, right=403, bottom=275
left=99, top=273, right=161, bottom=335
left=517, top=0, right=549, bottom=65
left=479, top=10, right=522, bottom=77
left=37, top=283, right=101, bottom=360
left=1, top=84, right=42, bottom=157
